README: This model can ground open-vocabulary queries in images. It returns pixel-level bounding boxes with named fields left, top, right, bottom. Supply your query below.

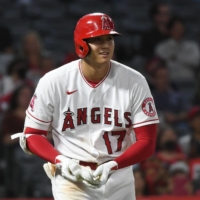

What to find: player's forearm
left=26, top=134, right=60, bottom=164
left=114, top=124, right=157, bottom=169
left=114, top=137, right=155, bottom=169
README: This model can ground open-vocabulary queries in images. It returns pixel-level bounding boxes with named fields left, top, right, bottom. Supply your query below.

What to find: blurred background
left=0, top=0, right=200, bottom=199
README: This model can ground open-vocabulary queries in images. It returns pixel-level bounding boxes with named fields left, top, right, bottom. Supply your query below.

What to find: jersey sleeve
left=25, top=75, right=54, bottom=130
left=131, top=77, right=159, bottom=128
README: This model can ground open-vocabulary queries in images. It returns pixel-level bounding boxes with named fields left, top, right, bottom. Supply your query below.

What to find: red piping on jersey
left=86, top=79, right=100, bottom=87
left=27, top=110, right=52, bottom=123
left=79, top=61, right=111, bottom=88
left=132, top=118, right=159, bottom=126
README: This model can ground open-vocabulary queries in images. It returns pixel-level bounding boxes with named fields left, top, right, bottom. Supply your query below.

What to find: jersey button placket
left=92, top=89, right=97, bottom=104
left=88, top=88, right=99, bottom=158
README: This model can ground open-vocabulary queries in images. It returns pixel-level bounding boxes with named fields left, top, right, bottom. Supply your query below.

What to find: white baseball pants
left=51, top=166, right=135, bottom=200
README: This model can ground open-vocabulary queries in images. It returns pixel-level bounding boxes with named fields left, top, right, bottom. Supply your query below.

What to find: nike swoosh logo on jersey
left=67, top=90, right=78, bottom=95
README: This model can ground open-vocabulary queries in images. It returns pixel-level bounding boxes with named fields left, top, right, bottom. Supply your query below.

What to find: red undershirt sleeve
left=114, top=123, right=157, bottom=169
left=25, top=127, right=60, bottom=164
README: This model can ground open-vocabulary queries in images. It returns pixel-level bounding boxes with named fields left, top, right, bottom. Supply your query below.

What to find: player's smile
left=99, top=51, right=109, bottom=57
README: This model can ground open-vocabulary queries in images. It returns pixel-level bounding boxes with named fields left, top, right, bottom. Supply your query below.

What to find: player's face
left=85, top=35, right=114, bottom=66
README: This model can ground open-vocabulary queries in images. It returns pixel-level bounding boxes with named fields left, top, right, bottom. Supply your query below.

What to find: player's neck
left=80, top=59, right=110, bottom=82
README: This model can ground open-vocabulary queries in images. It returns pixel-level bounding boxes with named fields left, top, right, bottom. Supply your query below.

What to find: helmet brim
left=82, top=30, right=121, bottom=39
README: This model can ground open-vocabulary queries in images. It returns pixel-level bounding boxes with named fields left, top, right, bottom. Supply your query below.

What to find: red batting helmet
left=74, top=12, right=121, bottom=58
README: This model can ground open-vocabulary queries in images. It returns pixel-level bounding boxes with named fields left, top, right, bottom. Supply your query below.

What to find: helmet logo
left=101, top=15, right=111, bottom=30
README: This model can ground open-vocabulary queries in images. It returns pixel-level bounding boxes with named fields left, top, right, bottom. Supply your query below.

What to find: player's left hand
left=93, top=161, right=118, bottom=186
left=79, top=166, right=102, bottom=188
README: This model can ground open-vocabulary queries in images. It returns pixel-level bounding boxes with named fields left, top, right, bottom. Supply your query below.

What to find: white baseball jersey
left=25, top=59, right=159, bottom=164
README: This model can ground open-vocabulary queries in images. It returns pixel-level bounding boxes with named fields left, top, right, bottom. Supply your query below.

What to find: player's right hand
left=55, top=155, right=97, bottom=184
left=55, top=155, right=83, bottom=182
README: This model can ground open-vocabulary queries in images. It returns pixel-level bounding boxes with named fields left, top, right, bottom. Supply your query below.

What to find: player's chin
left=97, top=59, right=110, bottom=66
left=98, top=55, right=112, bottom=63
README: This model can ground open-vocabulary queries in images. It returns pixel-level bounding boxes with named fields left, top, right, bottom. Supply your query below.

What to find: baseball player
left=12, top=13, right=159, bottom=200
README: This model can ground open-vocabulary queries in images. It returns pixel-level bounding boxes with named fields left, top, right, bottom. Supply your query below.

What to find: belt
left=79, top=161, right=98, bottom=170
left=79, top=161, right=118, bottom=170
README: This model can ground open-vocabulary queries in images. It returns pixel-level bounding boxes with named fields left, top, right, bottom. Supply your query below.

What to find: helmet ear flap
left=74, top=36, right=89, bottom=58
